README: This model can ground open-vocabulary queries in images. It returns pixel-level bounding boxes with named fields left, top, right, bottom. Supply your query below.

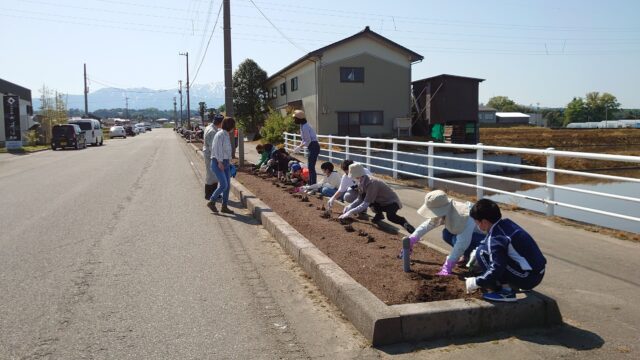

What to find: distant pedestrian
left=207, top=117, right=236, bottom=214
left=465, top=199, right=547, bottom=302
left=292, top=110, right=320, bottom=185
left=399, top=190, right=485, bottom=276
left=339, top=164, right=415, bottom=234
left=202, top=114, right=224, bottom=200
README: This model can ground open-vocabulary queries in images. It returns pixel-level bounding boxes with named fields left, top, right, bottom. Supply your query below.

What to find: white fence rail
left=283, top=132, right=640, bottom=232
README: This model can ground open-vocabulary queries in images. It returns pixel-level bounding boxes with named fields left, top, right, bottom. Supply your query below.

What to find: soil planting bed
left=237, top=166, right=481, bottom=305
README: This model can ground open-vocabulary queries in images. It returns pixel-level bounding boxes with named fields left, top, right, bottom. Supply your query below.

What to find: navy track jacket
left=475, top=218, right=547, bottom=288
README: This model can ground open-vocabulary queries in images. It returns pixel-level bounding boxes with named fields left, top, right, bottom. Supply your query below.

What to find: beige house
left=264, top=26, right=423, bottom=137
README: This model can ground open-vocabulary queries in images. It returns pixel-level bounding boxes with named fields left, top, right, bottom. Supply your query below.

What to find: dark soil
left=237, top=166, right=481, bottom=305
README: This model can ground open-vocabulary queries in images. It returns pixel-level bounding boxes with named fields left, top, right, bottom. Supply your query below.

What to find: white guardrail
left=283, top=132, right=640, bottom=229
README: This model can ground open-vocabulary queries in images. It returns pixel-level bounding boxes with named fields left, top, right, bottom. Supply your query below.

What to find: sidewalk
left=242, top=141, right=640, bottom=357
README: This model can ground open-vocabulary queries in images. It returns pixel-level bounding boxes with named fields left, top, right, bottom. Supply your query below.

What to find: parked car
left=68, top=119, right=103, bottom=146
left=109, top=126, right=127, bottom=139
left=123, top=125, right=136, bottom=137
left=135, top=124, right=146, bottom=133
left=144, top=122, right=152, bottom=131
left=51, top=124, right=87, bottom=150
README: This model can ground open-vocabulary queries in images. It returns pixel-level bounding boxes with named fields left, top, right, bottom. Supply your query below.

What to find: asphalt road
left=0, top=130, right=374, bottom=359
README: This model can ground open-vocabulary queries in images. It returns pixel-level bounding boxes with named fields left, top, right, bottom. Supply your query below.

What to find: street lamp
left=179, top=52, right=191, bottom=129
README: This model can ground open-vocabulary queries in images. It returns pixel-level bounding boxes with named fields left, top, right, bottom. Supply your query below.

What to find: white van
left=69, top=119, right=103, bottom=146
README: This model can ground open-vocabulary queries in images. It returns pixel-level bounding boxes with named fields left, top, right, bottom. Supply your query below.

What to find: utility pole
left=173, top=97, right=177, bottom=128
left=179, top=52, right=191, bottom=129
left=125, top=97, right=129, bottom=120
left=223, top=0, right=242, bottom=164
left=83, top=63, right=89, bottom=117
left=178, top=80, right=183, bottom=127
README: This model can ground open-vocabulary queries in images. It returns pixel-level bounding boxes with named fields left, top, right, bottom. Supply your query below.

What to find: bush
left=259, top=108, right=298, bottom=145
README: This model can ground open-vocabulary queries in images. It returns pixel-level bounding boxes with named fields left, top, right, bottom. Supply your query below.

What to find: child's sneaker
left=482, top=289, right=517, bottom=302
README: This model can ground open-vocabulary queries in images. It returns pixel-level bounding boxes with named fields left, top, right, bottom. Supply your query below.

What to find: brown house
left=412, top=74, right=484, bottom=144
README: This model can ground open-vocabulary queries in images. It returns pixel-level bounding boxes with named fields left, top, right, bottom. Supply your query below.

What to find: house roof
left=479, top=106, right=497, bottom=112
left=265, top=26, right=424, bottom=83
left=496, top=112, right=530, bottom=118
left=412, top=74, right=485, bottom=85
left=0, top=78, right=32, bottom=103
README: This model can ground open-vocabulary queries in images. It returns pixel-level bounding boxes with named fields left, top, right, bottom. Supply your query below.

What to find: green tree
left=259, top=108, right=297, bottom=145
left=217, top=104, right=226, bottom=114
left=486, top=96, right=519, bottom=112
left=563, top=97, right=587, bottom=126
left=542, top=109, right=564, bottom=128
left=584, top=92, right=620, bottom=121
left=232, top=59, right=267, bottom=134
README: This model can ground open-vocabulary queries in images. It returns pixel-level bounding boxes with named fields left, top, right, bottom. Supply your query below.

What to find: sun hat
left=348, top=163, right=366, bottom=179
left=417, top=190, right=469, bottom=234
left=293, top=110, right=306, bottom=119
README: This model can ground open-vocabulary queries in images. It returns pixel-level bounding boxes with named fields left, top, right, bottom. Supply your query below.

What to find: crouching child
left=465, top=199, right=547, bottom=302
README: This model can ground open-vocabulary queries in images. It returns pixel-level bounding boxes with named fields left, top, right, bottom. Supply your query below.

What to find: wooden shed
left=412, top=74, right=484, bottom=144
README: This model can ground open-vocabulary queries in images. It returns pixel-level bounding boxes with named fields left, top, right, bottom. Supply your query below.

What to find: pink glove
left=436, top=258, right=457, bottom=276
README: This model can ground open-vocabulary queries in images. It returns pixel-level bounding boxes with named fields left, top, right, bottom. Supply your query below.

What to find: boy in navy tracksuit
left=465, top=199, right=547, bottom=302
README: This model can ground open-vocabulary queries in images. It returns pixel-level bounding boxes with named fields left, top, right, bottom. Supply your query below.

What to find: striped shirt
left=211, top=130, right=232, bottom=161
left=300, top=123, right=317, bottom=146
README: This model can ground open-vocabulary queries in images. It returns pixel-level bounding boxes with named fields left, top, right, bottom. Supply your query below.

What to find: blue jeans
left=210, top=158, right=231, bottom=205
left=321, top=187, right=337, bottom=197
left=442, top=228, right=484, bottom=260
left=307, top=141, right=320, bottom=185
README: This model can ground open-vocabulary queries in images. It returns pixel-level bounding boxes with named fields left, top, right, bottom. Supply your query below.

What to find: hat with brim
left=445, top=201, right=470, bottom=234
left=348, top=163, right=366, bottom=179
left=293, top=110, right=306, bottom=119
left=417, top=190, right=452, bottom=218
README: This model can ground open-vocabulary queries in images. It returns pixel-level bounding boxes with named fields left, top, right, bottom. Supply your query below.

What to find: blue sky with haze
left=1, top=0, right=639, bottom=108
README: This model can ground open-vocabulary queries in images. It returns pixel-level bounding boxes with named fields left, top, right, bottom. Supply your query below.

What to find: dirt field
left=236, top=166, right=481, bottom=305
left=479, top=127, right=640, bottom=169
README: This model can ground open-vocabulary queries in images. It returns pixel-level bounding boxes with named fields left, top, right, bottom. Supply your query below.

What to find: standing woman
left=202, top=114, right=224, bottom=199
left=292, top=110, right=320, bottom=185
left=207, top=117, right=235, bottom=214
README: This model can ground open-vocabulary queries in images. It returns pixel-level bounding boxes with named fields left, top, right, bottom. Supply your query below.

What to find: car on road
left=68, top=119, right=103, bottom=146
left=51, top=124, right=87, bottom=150
left=109, top=126, right=127, bottom=139
left=123, top=125, right=136, bottom=137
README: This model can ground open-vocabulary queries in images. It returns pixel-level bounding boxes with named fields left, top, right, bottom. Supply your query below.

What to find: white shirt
left=202, top=124, right=218, bottom=154
left=307, top=171, right=341, bottom=190
left=211, top=130, right=232, bottom=161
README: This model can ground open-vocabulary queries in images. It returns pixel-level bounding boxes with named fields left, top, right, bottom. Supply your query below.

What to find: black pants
left=370, top=202, right=408, bottom=226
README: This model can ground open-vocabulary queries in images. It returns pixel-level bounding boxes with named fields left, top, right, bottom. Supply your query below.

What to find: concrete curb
left=186, top=138, right=563, bottom=346
left=229, top=179, right=562, bottom=346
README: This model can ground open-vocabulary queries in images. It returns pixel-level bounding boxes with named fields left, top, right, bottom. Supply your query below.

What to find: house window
left=337, top=112, right=361, bottom=136
left=360, top=111, right=383, bottom=125
left=290, top=77, right=298, bottom=91
left=279, top=82, right=286, bottom=95
left=340, top=67, right=364, bottom=83
left=271, top=87, right=277, bottom=98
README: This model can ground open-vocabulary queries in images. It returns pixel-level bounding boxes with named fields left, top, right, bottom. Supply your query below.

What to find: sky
left=1, top=0, right=639, bottom=108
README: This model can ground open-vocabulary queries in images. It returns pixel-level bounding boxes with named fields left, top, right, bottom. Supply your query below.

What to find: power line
left=192, top=2, right=224, bottom=84
left=247, top=0, right=307, bottom=53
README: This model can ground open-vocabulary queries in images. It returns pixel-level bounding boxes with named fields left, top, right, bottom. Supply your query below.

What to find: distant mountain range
left=33, top=82, right=225, bottom=111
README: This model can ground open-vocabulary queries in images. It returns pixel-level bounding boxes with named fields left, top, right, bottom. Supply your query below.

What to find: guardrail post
left=328, top=135, right=333, bottom=162
left=476, top=143, right=484, bottom=200
left=366, top=137, right=371, bottom=169
left=345, top=137, right=350, bottom=160
left=546, top=147, right=555, bottom=216
left=284, top=132, right=289, bottom=151
left=392, top=139, right=398, bottom=179
left=428, top=141, right=434, bottom=189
